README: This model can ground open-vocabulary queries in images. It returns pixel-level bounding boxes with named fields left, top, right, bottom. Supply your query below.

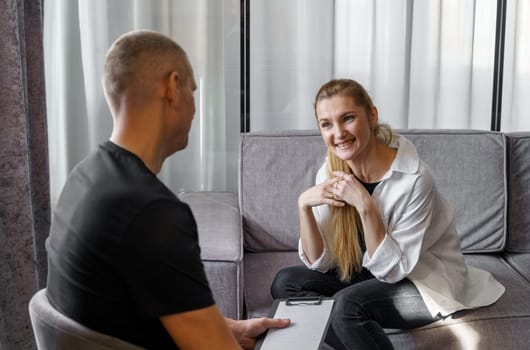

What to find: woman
left=270, top=79, right=505, bottom=350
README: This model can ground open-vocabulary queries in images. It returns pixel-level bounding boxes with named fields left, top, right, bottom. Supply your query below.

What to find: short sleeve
left=117, top=199, right=215, bottom=318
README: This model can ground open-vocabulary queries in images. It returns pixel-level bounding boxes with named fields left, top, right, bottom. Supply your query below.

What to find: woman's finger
left=332, top=170, right=346, bottom=178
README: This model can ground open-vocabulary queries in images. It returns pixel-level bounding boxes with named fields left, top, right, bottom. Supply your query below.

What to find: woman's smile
left=335, top=139, right=354, bottom=150
left=316, top=94, right=376, bottom=162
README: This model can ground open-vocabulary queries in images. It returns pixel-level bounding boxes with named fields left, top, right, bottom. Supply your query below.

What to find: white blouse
left=298, top=134, right=505, bottom=317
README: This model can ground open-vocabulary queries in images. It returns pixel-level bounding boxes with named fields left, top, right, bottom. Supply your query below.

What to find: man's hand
left=226, top=317, right=291, bottom=349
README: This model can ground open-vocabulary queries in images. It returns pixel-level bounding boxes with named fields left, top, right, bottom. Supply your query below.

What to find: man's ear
left=164, top=71, right=180, bottom=106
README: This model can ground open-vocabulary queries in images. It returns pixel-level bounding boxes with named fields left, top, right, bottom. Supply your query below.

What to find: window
left=44, top=0, right=241, bottom=201
left=44, top=0, right=530, bottom=198
left=248, top=0, right=506, bottom=131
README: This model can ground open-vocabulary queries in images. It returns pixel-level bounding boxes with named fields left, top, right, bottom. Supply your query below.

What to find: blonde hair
left=315, top=79, right=393, bottom=281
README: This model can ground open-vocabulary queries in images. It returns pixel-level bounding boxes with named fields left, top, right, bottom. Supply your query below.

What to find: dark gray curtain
left=0, top=0, right=50, bottom=349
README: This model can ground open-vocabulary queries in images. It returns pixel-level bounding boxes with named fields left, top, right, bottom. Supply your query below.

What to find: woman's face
left=316, top=94, right=377, bottom=163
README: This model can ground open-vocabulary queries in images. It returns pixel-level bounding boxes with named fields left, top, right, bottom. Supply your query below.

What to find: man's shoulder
left=71, top=143, right=174, bottom=200
left=53, top=143, right=182, bottom=240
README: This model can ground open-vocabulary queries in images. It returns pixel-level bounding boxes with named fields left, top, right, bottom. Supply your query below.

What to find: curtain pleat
left=252, top=0, right=502, bottom=131
left=45, top=0, right=240, bottom=198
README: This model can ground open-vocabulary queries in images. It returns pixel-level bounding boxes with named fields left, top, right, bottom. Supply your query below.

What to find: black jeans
left=271, top=266, right=441, bottom=350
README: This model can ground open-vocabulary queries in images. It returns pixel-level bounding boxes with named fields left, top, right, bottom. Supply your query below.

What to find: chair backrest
left=28, top=289, right=144, bottom=350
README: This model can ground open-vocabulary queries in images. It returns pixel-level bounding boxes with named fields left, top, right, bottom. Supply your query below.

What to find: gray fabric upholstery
left=388, top=317, right=529, bottom=350
left=179, top=191, right=243, bottom=319
left=240, top=131, right=325, bottom=251
left=243, top=254, right=530, bottom=350
left=203, top=261, right=241, bottom=319
left=186, top=129, right=529, bottom=349
left=506, top=132, right=530, bottom=252
left=387, top=255, right=530, bottom=349
left=399, top=130, right=507, bottom=253
left=244, top=252, right=301, bottom=318
left=29, top=289, right=144, bottom=350
left=503, top=253, right=530, bottom=283
left=239, top=130, right=507, bottom=254
left=179, top=192, right=242, bottom=261
left=245, top=254, right=530, bottom=330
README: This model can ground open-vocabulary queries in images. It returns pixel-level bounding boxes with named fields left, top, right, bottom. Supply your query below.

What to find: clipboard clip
left=285, top=296, right=322, bottom=306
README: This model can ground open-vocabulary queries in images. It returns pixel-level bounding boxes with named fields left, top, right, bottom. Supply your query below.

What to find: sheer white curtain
left=44, top=0, right=240, bottom=203
left=337, top=0, right=497, bottom=129
left=252, top=0, right=498, bottom=131
left=250, top=0, right=334, bottom=131
left=502, top=0, right=530, bottom=131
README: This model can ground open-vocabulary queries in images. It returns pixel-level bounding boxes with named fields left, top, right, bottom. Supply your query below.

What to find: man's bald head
left=103, top=30, right=190, bottom=114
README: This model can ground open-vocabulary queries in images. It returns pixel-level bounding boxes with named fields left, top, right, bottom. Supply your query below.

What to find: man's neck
left=110, top=112, right=166, bottom=174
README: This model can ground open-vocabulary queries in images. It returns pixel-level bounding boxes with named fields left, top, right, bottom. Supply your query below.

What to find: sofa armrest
left=178, top=191, right=243, bottom=319
left=178, top=191, right=242, bottom=263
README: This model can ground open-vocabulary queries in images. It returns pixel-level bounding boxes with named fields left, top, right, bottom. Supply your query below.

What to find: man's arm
left=160, top=305, right=241, bottom=350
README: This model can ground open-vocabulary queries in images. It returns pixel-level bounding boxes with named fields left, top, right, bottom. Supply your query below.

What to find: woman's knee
left=270, top=266, right=307, bottom=298
left=332, top=284, right=371, bottom=321
left=330, top=287, right=394, bottom=349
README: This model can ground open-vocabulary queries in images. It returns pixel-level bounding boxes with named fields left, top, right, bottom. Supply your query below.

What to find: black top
left=355, top=175, right=380, bottom=195
left=46, top=141, right=214, bottom=349
left=355, top=176, right=380, bottom=252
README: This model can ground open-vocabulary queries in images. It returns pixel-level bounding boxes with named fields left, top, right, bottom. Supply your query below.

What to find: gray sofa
left=179, top=129, right=530, bottom=349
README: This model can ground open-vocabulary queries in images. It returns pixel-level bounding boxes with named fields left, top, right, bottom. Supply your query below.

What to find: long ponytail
left=327, top=149, right=363, bottom=281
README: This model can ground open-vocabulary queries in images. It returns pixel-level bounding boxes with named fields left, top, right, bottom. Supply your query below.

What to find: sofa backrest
left=399, top=130, right=506, bottom=253
left=240, top=131, right=324, bottom=251
left=240, top=130, right=507, bottom=254
left=506, top=132, right=530, bottom=253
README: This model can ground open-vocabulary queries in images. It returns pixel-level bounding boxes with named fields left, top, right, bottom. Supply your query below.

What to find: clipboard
left=255, top=296, right=334, bottom=350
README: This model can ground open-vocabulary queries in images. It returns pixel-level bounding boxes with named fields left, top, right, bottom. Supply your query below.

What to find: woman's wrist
left=356, top=195, right=376, bottom=217
left=298, top=195, right=312, bottom=210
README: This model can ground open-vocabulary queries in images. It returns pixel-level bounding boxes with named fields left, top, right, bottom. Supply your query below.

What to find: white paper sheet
left=257, top=299, right=334, bottom=350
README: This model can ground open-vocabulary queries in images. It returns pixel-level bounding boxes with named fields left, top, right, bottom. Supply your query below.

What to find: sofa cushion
left=243, top=252, right=301, bottom=318
left=503, top=253, right=530, bottom=283
left=388, top=313, right=529, bottom=350
left=388, top=254, right=530, bottom=349
left=506, top=132, right=530, bottom=252
left=399, top=130, right=507, bottom=253
left=246, top=255, right=530, bottom=321
left=246, top=254, right=530, bottom=349
left=240, top=130, right=507, bottom=253
left=240, top=131, right=324, bottom=251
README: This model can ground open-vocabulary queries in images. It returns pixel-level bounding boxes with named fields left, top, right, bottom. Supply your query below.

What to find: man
left=46, top=30, right=289, bottom=349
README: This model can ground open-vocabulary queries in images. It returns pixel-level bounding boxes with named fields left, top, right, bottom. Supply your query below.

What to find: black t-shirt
left=46, top=141, right=215, bottom=349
